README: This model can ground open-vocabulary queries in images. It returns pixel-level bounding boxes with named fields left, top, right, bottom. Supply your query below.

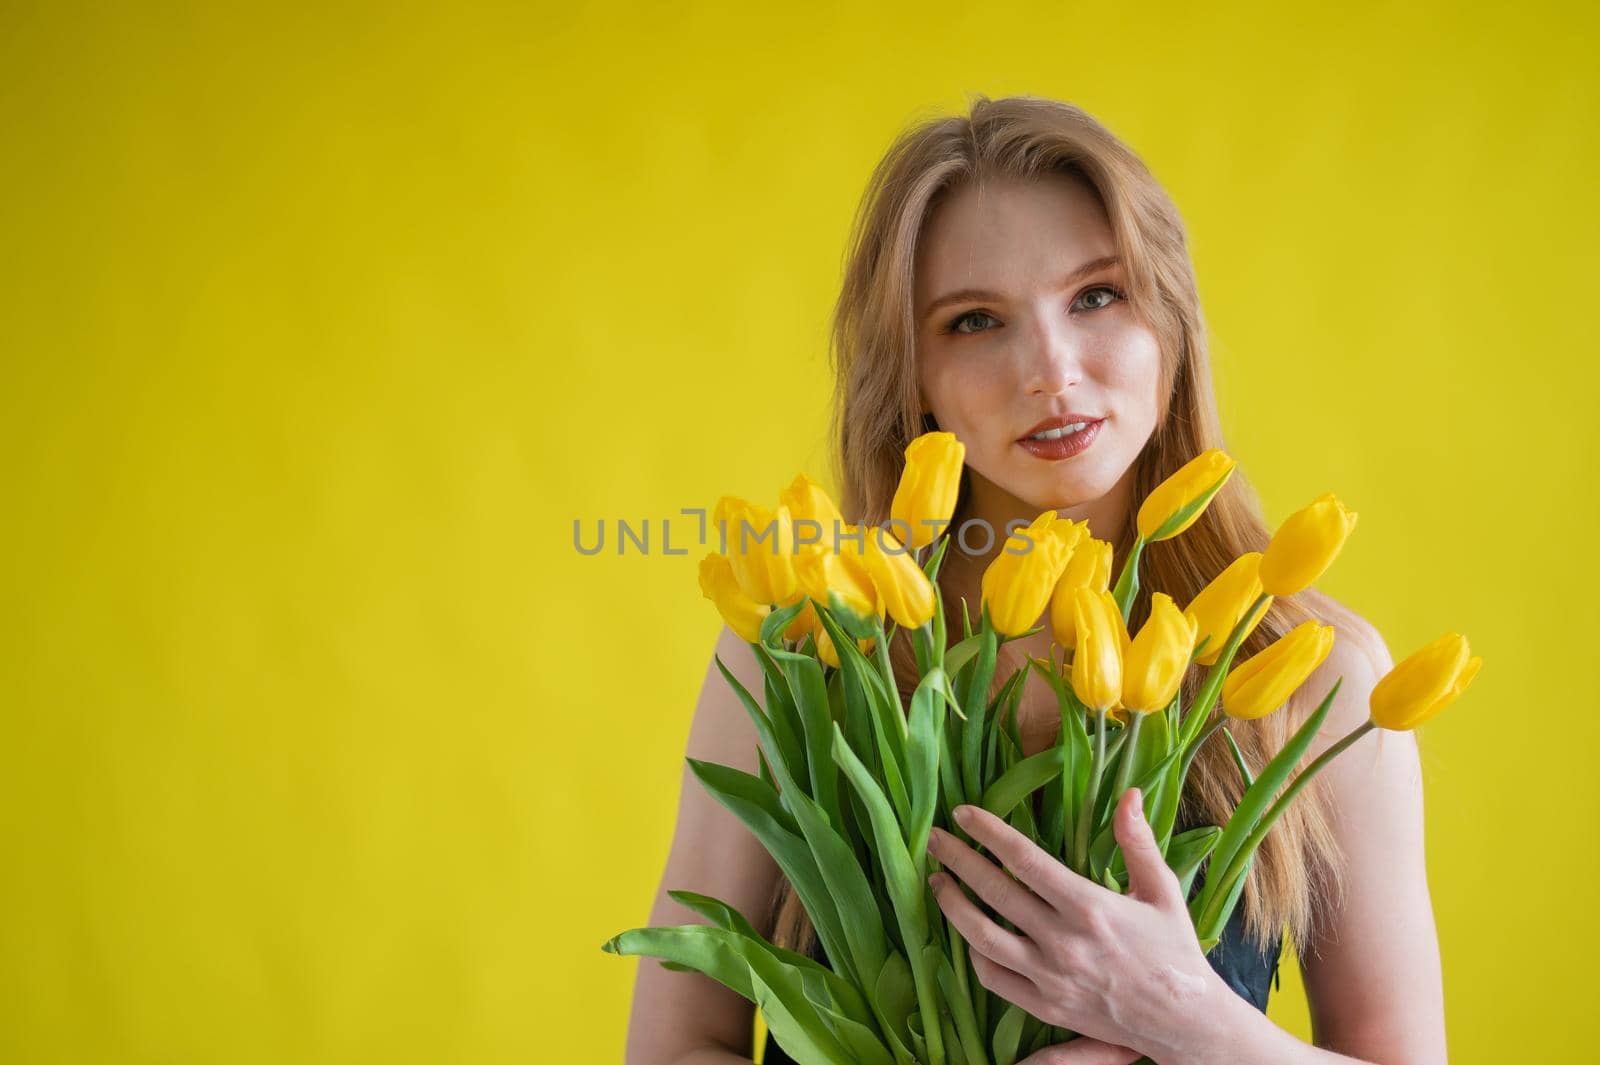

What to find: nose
left=1019, top=310, right=1083, bottom=396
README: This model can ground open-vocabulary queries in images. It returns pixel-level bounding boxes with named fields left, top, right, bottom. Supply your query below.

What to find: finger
left=929, top=871, right=1041, bottom=975
left=1113, top=786, right=1183, bottom=912
left=964, top=942, right=1043, bottom=1016
left=952, top=804, right=1096, bottom=913
left=1020, top=1038, right=1145, bottom=1064
left=927, top=826, right=1058, bottom=940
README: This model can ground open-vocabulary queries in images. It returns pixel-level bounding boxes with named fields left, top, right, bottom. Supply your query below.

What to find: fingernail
left=953, top=806, right=972, bottom=826
left=927, top=829, right=943, bottom=854
left=1130, top=788, right=1143, bottom=819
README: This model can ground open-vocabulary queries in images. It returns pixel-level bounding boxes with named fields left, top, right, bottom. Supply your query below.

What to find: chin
left=1005, top=451, right=1114, bottom=504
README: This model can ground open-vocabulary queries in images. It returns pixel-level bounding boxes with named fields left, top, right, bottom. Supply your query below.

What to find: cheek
left=920, top=350, right=1005, bottom=431
left=1090, top=331, right=1164, bottom=418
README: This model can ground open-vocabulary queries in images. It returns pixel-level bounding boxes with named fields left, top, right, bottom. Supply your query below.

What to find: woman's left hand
left=925, top=786, right=1224, bottom=1059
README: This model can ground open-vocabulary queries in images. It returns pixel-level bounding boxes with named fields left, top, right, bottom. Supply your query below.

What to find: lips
left=1016, top=415, right=1104, bottom=461
left=1018, top=414, right=1104, bottom=442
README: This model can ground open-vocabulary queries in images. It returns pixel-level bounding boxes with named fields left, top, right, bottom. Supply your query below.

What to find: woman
left=625, top=95, right=1447, bottom=1064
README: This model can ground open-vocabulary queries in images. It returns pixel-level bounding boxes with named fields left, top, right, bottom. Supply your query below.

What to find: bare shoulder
left=1292, top=598, right=1447, bottom=1061
left=622, top=626, right=783, bottom=1063
left=1300, top=596, right=1394, bottom=747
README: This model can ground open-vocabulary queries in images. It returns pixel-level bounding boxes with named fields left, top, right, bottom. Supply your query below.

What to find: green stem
left=1111, top=535, right=1147, bottom=621
left=1110, top=711, right=1145, bottom=803
left=1073, top=708, right=1109, bottom=873
left=873, top=622, right=907, bottom=739
left=1178, top=593, right=1270, bottom=753
left=1198, top=720, right=1375, bottom=936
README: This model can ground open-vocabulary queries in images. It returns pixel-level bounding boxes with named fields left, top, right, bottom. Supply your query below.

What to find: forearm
left=1146, top=974, right=1377, bottom=1065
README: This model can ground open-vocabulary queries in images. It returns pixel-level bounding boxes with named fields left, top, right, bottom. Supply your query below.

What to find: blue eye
left=1072, top=284, right=1126, bottom=312
left=940, top=285, right=1126, bottom=335
left=945, top=310, right=1000, bottom=335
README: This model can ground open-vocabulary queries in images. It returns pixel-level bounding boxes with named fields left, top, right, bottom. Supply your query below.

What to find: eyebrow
left=919, top=254, right=1123, bottom=325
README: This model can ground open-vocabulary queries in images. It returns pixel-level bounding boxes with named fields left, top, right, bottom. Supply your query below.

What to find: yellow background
left=4, top=3, right=1595, bottom=1062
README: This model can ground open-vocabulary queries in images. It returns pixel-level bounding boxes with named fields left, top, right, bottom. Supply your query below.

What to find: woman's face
left=913, top=173, right=1163, bottom=530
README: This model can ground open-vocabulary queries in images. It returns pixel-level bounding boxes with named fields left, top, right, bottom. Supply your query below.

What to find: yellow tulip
left=1185, top=553, right=1269, bottom=665
left=1122, top=593, right=1199, bottom=713
left=815, top=626, right=875, bottom=669
left=1070, top=587, right=1126, bottom=712
left=780, top=473, right=844, bottom=555
left=794, top=544, right=879, bottom=624
left=716, top=496, right=801, bottom=605
left=698, top=552, right=769, bottom=643
left=1259, top=493, right=1358, bottom=596
left=890, top=431, right=966, bottom=549
left=860, top=527, right=937, bottom=629
left=1136, top=449, right=1236, bottom=541
left=1369, top=633, right=1482, bottom=731
left=1222, top=620, right=1336, bottom=720
left=981, top=510, right=1075, bottom=636
left=1049, top=533, right=1111, bottom=648
left=783, top=598, right=820, bottom=642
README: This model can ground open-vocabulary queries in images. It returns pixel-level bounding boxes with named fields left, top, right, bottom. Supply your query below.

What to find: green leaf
left=770, top=647, right=844, bottom=830
left=991, top=1002, right=1027, bottom=1065
left=1110, top=536, right=1146, bottom=619
left=923, top=536, right=952, bottom=582
left=1192, top=681, right=1342, bottom=933
left=980, top=746, right=1064, bottom=820
left=939, top=706, right=967, bottom=815
left=747, top=952, right=859, bottom=1065
left=760, top=599, right=811, bottom=647
left=742, top=647, right=810, bottom=787
left=933, top=944, right=989, bottom=1065
left=684, top=759, right=851, bottom=971
left=664, top=890, right=874, bottom=1025
left=1162, top=826, right=1221, bottom=899
left=905, top=669, right=948, bottom=870
left=961, top=624, right=998, bottom=804
left=1197, top=852, right=1254, bottom=957
left=815, top=608, right=912, bottom=824
left=944, top=631, right=986, bottom=684
left=1148, top=469, right=1232, bottom=542
left=756, top=746, right=777, bottom=795
left=604, top=923, right=864, bottom=1064
left=873, top=950, right=920, bottom=1062
left=1221, top=726, right=1256, bottom=788
left=833, top=723, right=947, bottom=1065
left=813, top=995, right=901, bottom=1065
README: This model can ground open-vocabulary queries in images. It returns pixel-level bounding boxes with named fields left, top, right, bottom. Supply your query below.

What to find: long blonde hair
left=767, top=94, right=1383, bottom=961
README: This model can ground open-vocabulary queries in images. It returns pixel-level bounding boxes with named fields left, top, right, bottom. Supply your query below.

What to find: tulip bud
left=1049, top=532, right=1111, bottom=648
left=698, top=553, right=769, bottom=643
left=1259, top=493, right=1358, bottom=596
left=981, top=511, right=1075, bottom=637
left=1070, top=587, right=1127, bottom=712
left=1185, top=553, right=1268, bottom=665
left=1122, top=593, right=1199, bottom=713
left=715, top=496, right=801, bottom=606
left=1222, top=620, right=1336, bottom=720
left=1369, top=633, right=1482, bottom=731
left=794, top=543, right=879, bottom=625
left=815, top=625, right=875, bottom=669
left=780, top=473, right=844, bottom=556
left=783, top=599, right=820, bottom=642
left=860, top=526, right=937, bottom=629
left=890, top=431, right=965, bottom=549
left=1136, top=449, right=1236, bottom=541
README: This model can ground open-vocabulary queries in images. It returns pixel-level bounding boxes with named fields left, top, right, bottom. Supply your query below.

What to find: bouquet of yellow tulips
left=603, top=432, right=1480, bottom=1065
